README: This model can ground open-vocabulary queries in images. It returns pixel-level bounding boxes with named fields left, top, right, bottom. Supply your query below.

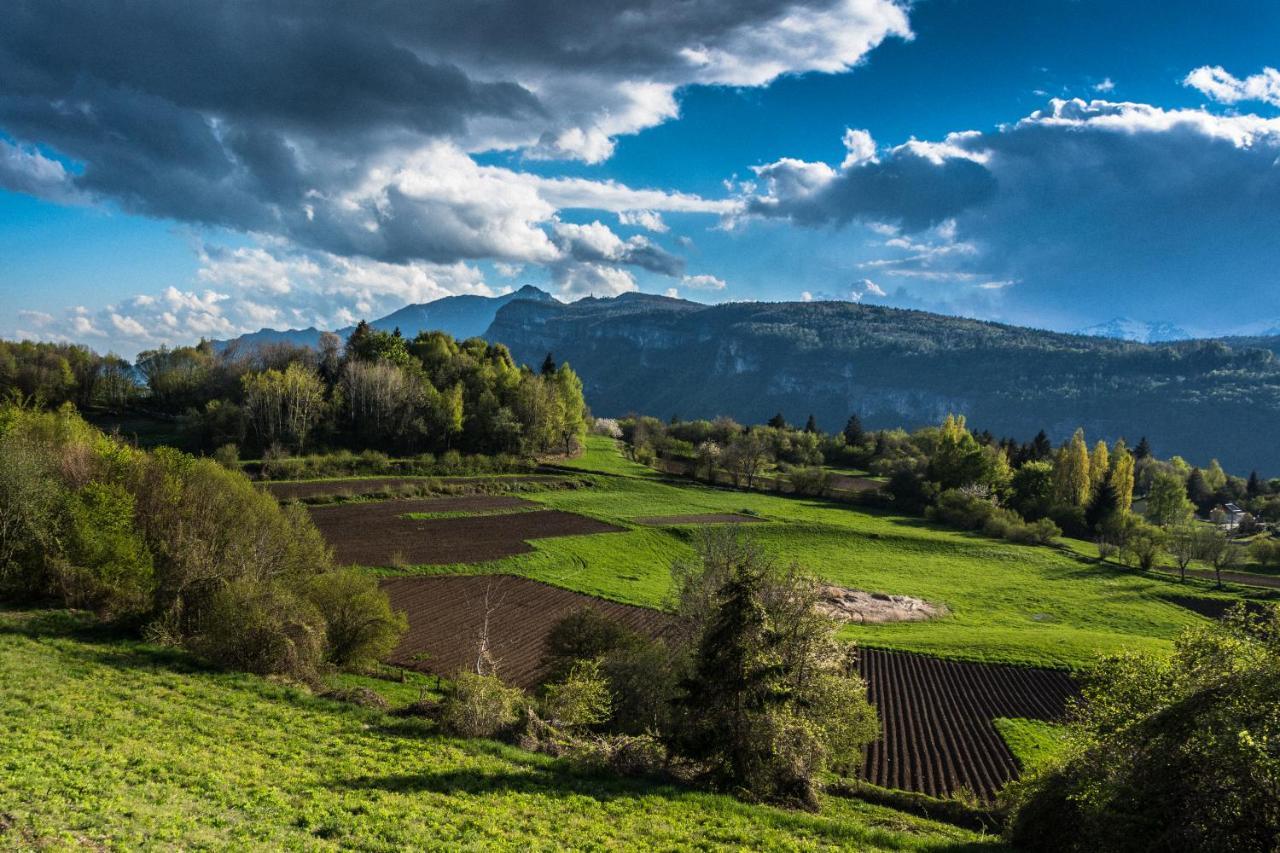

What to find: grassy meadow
left=380, top=436, right=1235, bottom=669
left=0, top=608, right=998, bottom=851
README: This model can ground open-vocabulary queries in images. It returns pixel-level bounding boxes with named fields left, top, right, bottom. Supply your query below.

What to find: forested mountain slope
left=485, top=295, right=1280, bottom=473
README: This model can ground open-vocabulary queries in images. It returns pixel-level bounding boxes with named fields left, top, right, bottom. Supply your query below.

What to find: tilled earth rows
left=857, top=648, right=1078, bottom=799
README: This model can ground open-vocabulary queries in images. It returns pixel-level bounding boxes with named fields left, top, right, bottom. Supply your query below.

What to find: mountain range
left=1072, top=318, right=1191, bottom=343
left=223, top=288, right=1280, bottom=473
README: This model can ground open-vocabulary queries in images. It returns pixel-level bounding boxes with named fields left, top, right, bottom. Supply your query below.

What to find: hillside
left=222, top=285, right=555, bottom=351
left=485, top=296, right=1280, bottom=473
left=0, top=608, right=992, bottom=850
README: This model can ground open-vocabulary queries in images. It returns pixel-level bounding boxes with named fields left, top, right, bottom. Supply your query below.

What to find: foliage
left=542, top=608, right=637, bottom=683
left=439, top=671, right=526, bottom=738
left=1146, top=470, right=1194, bottom=527
left=190, top=578, right=328, bottom=679
left=540, top=658, right=612, bottom=730
left=1005, top=604, right=1280, bottom=852
left=307, top=569, right=408, bottom=668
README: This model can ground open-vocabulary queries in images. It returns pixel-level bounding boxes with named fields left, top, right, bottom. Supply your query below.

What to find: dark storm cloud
left=743, top=100, right=1280, bottom=329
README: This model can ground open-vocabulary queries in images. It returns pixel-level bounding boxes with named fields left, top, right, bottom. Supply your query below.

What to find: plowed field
left=266, top=475, right=567, bottom=502
left=857, top=648, right=1078, bottom=800
left=381, top=575, right=671, bottom=687
left=308, top=498, right=624, bottom=565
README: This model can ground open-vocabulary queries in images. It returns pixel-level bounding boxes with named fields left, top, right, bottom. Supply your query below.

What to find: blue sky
left=3, top=0, right=1280, bottom=355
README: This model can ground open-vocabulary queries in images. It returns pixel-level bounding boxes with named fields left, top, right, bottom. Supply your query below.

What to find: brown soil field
left=633, top=513, right=766, bottom=525
left=264, top=475, right=569, bottom=502
left=381, top=575, right=671, bottom=688
left=308, top=499, right=624, bottom=565
left=857, top=648, right=1078, bottom=800
left=1162, top=594, right=1274, bottom=620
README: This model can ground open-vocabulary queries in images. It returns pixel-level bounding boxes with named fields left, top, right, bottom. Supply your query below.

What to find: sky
left=2, top=0, right=1280, bottom=357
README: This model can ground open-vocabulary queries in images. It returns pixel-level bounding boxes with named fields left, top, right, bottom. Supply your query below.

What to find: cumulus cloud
left=738, top=97, right=1280, bottom=328
left=552, top=262, right=638, bottom=298
left=1093, top=77, right=1115, bottom=93
left=681, top=274, right=727, bottom=291
left=0, top=0, right=905, bottom=275
left=1184, top=66, right=1280, bottom=108
left=551, top=220, right=684, bottom=276
left=618, top=210, right=669, bottom=232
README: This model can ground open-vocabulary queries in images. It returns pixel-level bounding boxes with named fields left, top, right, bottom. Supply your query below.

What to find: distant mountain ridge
left=1073, top=317, right=1191, bottom=343
left=221, top=285, right=555, bottom=351
left=484, top=296, right=1280, bottom=474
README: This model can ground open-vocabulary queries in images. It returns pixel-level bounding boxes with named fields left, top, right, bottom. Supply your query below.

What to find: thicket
left=1004, top=603, right=1280, bottom=852
left=0, top=403, right=404, bottom=680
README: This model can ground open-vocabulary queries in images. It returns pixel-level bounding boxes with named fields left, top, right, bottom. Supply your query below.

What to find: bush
left=540, top=659, right=612, bottom=730
left=1005, top=605, right=1280, bottom=852
left=543, top=608, right=637, bottom=683
left=564, top=732, right=668, bottom=778
left=307, top=569, right=408, bottom=668
left=601, top=636, right=683, bottom=735
left=1250, top=537, right=1280, bottom=569
left=212, top=443, right=240, bottom=470
left=439, top=671, right=526, bottom=738
left=786, top=466, right=831, bottom=497
left=190, top=578, right=328, bottom=679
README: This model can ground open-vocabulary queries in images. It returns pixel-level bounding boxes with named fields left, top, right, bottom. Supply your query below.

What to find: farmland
left=351, top=435, right=1221, bottom=670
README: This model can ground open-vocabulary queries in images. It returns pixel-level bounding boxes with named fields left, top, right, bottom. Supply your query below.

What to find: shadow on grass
left=339, top=764, right=669, bottom=803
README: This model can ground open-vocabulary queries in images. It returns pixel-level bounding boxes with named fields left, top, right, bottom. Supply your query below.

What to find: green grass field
left=381, top=436, right=1233, bottom=669
left=0, top=608, right=999, bottom=851
left=993, top=719, right=1071, bottom=773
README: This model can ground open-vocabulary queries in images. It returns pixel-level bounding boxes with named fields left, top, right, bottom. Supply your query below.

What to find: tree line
left=0, top=326, right=589, bottom=462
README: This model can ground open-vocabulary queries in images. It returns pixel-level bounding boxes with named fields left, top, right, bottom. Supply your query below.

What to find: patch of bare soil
left=381, top=575, right=671, bottom=688
left=308, top=499, right=624, bottom=566
left=633, top=513, right=766, bottom=526
left=817, top=584, right=948, bottom=624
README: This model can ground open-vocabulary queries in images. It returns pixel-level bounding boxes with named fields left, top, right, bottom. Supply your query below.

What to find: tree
left=1011, top=461, right=1055, bottom=520
left=1085, top=480, right=1120, bottom=533
left=1202, top=458, right=1228, bottom=492
left=695, top=440, right=721, bottom=483
left=1052, top=429, right=1091, bottom=507
left=540, top=352, right=557, bottom=376
left=1185, top=468, right=1213, bottom=510
left=843, top=414, right=864, bottom=447
left=803, top=414, right=818, bottom=434
left=1088, top=440, right=1110, bottom=494
left=1165, top=524, right=1203, bottom=583
left=766, top=412, right=787, bottom=430
left=1133, top=435, right=1152, bottom=460
left=1108, top=449, right=1135, bottom=514
left=1248, top=470, right=1263, bottom=498
left=241, top=363, right=326, bottom=454
left=1146, top=471, right=1194, bottom=527
left=1030, top=429, right=1053, bottom=462
left=1197, top=528, right=1238, bottom=588
left=552, top=364, right=587, bottom=454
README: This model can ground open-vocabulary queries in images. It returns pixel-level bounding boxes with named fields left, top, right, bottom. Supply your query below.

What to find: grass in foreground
left=387, top=436, right=1208, bottom=669
left=0, top=608, right=998, bottom=851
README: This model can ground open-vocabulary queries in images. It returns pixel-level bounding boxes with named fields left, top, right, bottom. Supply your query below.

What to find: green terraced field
left=383, top=436, right=1216, bottom=669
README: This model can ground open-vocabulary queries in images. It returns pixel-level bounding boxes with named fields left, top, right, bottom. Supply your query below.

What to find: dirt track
left=308, top=498, right=624, bottom=565
left=381, top=575, right=671, bottom=687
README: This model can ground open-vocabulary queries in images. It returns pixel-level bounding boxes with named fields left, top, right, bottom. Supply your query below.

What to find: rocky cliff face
left=485, top=296, right=1280, bottom=474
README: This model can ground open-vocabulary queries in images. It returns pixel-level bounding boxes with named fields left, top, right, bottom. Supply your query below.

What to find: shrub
left=439, top=671, right=526, bottom=738
left=540, top=659, right=612, bottom=730
left=307, top=569, right=408, bottom=668
left=212, top=443, right=240, bottom=470
left=601, top=636, right=683, bottom=735
left=543, top=608, right=637, bottom=683
left=1005, top=604, right=1280, bottom=852
left=786, top=466, right=831, bottom=497
left=564, top=732, right=667, bottom=778
left=190, top=578, right=328, bottom=680
left=1250, top=537, right=1280, bottom=569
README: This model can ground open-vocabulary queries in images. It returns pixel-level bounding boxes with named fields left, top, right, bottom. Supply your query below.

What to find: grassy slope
left=993, top=719, right=1071, bottom=773
left=0, top=609, right=995, bottom=852
left=388, top=436, right=1209, bottom=669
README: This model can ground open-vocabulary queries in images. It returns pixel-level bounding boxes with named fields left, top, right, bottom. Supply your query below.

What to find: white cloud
left=618, top=210, right=669, bottom=233
left=553, top=263, right=637, bottom=298
left=1093, top=77, right=1115, bottom=93
left=681, top=274, right=727, bottom=291
left=1184, top=66, right=1280, bottom=107
left=0, top=140, right=86, bottom=205
left=801, top=291, right=814, bottom=302
left=665, top=287, right=679, bottom=298
left=840, top=128, right=878, bottom=168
